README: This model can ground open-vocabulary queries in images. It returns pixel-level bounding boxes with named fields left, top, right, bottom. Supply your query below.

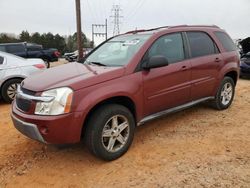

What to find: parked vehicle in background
left=64, top=50, right=77, bottom=62
left=240, top=52, right=250, bottom=77
left=0, top=42, right=60, bottom=68
left=64, top=48, right=92, bottom=62
left=12, top=25, right=239, bottom=161
left=0, top=51, right=46, bottom=103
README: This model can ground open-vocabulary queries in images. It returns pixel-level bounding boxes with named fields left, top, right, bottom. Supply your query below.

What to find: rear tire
left=85, top=104, right=135, bottom=161
left=1, top=79, right=22, bottom=103
left=43, top=59, right=50, bottom=68
left=212, top=76, right=235, bottom=110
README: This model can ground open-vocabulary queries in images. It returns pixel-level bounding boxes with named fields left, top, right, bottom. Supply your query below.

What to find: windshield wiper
left=87, top=61, right=107, bottom=67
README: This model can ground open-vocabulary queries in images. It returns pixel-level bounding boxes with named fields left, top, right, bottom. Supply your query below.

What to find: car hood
left=22, top=62, right=125, bottom=92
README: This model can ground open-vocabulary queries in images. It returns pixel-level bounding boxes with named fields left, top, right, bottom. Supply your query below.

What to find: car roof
left=0, top=42, right=25, bottom=46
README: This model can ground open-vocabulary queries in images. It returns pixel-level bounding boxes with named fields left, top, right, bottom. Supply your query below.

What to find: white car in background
left=0, top=51, right=46, bottom=103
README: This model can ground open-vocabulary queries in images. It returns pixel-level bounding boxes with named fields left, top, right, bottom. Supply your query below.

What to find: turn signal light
left=33, top=64, right=46, bottom=69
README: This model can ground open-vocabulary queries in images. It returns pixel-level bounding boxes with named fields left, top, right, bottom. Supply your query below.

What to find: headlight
left=35, top=87, right=73, bottom=115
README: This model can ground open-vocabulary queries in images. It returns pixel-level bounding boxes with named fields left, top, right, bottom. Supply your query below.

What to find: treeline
left=0, top=31, right=94, bottom=54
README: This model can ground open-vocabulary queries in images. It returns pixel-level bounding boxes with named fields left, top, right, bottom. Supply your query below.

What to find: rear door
left=186, top=31, right=223, bottom=100
left=27, top=46, right=43, bottom=58
left=142, top=33, right=192, bottom=116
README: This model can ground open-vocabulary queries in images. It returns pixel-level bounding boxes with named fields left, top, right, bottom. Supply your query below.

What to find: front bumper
left=12, top=100, right=85, bottom=144
left=11, top=113, right=46, bottom=143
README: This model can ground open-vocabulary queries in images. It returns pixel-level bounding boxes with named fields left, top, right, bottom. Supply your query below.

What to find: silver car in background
left=0, top=51, right=46, bottom=103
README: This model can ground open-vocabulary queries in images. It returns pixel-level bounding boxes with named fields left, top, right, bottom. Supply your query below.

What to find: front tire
left=1, top=79, right=22, bottom=103
left=85, top=104, right=135, bottom=161
left=212, top=76, right=235, bottom=110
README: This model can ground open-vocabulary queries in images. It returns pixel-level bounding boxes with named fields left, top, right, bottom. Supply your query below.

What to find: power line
left=110, top=5, right=123, bottom=36
left=126, top=0, right=146, bottom=21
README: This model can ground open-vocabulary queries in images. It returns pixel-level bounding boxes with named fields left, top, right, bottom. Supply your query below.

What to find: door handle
left=180, top=65, right=188, bottom=71
left=215, top=58, right=221, bottom=62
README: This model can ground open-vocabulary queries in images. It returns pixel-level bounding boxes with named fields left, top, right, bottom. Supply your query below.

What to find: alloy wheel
left=7, top=83, right=19, bottom=100
left=220, top=82, right=233, bottom=106
left=102, top=115, right=130, bottom=153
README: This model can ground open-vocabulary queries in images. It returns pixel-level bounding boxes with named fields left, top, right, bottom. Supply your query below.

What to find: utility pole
left=92, top=19, right=108, bottom=46
left=75, top=0, right=83, bottom=61
left=110, top=5, right=123, bottom=36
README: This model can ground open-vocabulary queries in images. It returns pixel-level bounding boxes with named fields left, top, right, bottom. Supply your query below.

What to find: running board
left=137, top=97, right=214, bottom=126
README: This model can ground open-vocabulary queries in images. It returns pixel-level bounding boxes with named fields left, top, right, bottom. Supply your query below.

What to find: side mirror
left=142, top=55, right=169, bottom=70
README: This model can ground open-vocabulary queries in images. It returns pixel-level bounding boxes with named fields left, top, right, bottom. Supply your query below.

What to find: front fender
left=72, top=73, right=144, bottom=124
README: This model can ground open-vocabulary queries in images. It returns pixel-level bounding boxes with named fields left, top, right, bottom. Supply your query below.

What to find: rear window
left=214, top=32, right=236, bottom=52
left=187, top=32, right=219, bottom=58
left=0, top=56, right=4, bottom=64
left=6, top=44, right=25, bottom=53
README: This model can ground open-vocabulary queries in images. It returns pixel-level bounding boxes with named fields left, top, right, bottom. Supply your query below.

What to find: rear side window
left=27, top=46, right=42, bottom=51
left=6, top=45, right=25, bottom=53
left=0, top=56, right=4, bottom=64
left=187, top=32, right=218, bottom=58
left=214, top=31, right=236, bottom=52
left=147, top=33, right=185, bottom=64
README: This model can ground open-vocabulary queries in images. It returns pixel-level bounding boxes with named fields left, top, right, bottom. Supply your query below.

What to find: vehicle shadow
left=0, top=99, right=10, bottom=106
left=240, top=76, right=250, bottom=80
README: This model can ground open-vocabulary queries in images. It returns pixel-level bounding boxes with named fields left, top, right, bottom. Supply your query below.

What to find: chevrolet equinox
left=11, top=25, right=240, bottom=161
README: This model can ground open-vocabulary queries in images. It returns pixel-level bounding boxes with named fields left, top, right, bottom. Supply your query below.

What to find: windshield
left=84, top=34, right=151, bottom=67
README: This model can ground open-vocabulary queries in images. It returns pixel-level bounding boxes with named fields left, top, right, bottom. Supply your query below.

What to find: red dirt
left=0, top=79, right=250, bottom=187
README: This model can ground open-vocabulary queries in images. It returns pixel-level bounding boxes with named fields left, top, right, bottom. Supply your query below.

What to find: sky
left=0, top=0, right=250, bottom=45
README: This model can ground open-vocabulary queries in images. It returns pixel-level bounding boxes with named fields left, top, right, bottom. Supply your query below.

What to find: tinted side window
left=6, top=45, right=25, bottom=53
left=0, top=56, right=4, bottom=64
left=0, top=46, right=6, bottom=52
left=187, top=32, right=218, bottom=58
left=27, top=46, right=42, bottom=51
left=215, top=32, right=236, bottom=52
left=147, top=33, right=185, bottom=64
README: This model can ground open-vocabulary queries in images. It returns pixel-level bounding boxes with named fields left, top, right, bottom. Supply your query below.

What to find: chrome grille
left=16, top=87, right=35, bottom=112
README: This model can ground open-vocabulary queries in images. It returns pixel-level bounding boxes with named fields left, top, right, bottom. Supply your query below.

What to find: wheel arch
left=224, top=71, right=238, bottom=85
left=40, top=55, right=51, bottom=62
left=0, top=77, right=24, bottom=92
left=81, top=96, right=137, bottom=138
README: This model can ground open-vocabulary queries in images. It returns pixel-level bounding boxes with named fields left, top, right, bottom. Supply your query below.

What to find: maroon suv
left=11, top=25, right=240, bottom=161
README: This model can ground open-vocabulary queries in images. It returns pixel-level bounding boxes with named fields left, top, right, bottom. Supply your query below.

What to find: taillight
left=33, top=64, right=46, bottom=69
left=54, top=51, right=60, bottom=57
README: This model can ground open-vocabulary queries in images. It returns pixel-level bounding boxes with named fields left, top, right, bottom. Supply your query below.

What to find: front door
left=142, top=33, right=192, bottom=116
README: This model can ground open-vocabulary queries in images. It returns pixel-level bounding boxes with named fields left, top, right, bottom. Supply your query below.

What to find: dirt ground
left=0, top=71, right=250, bottom=187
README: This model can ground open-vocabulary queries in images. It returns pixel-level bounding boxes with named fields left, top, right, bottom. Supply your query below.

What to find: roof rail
left=125, top=25, right=220, bottom=34
left=126, top=29, right=147, bottom=34
left=125, top=26, right=170, bottom=34
left=169, top=25, right=220, bottom=29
